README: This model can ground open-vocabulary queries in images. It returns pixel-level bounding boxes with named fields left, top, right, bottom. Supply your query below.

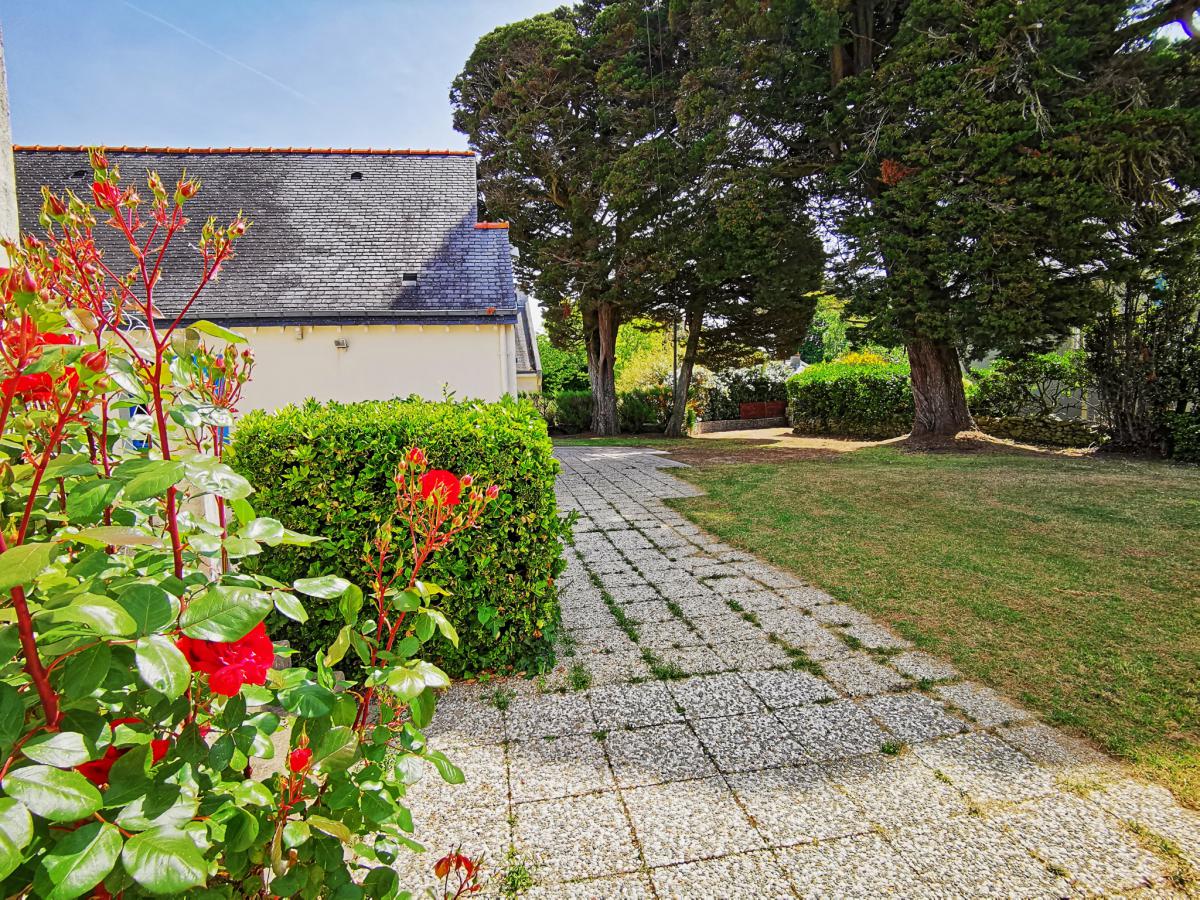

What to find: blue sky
left=3, top=1, right=562, bottom=150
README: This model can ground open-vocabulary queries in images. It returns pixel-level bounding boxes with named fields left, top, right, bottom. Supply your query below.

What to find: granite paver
left=396, top=446, right=1189, bottom=897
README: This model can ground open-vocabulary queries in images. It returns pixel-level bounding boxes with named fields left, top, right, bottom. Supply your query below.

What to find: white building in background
left=14, top=146, right=540, bottom=411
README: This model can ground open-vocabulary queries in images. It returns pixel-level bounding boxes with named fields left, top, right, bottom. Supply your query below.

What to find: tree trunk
left=907, top=338, right=974, bottom=438
left=665, top=304, right=702, bottom=438
left=584, top=301, right=620, bottom=436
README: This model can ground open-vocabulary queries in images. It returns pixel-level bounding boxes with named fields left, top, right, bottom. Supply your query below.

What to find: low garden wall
left=693, top=416, right=788, bottom=434
left=974, top=415, right=1102, bottom=448
left=230, top=396, right=571, bottom=677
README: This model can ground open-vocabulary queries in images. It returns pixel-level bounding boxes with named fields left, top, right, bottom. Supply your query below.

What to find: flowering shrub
left=0, top=150, right=489, bottom=897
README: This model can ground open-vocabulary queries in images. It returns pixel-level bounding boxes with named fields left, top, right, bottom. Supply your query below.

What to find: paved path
left=397, top=447, right=1199, bottom=898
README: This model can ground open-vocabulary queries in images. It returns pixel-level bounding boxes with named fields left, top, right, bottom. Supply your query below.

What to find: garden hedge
left=788, top=357, right=1104, bottom=448
left=787, top=360, right=914, bottom=438
left=230, top=396, right=571, bottom=677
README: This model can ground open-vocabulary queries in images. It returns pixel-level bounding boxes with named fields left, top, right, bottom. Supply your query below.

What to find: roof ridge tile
left=14, top=145, right=475, bottom=157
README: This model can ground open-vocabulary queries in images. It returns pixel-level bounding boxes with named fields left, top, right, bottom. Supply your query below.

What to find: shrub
left=972, top=351, right=1091, bottom=418
left=702, top=362, right=793, bottom=420
left=619, top=385, right=672, bottom=433
left=1164, top=412, right=1200, bottom=463
left=788, top=359, right=914, bottom=438
left=553, top=389, right=593, bottom=433
left=231, top=396, right=570, bottom=677
left=0, top=156, right=475, bottom=896
left=537, top=333, right=589, bottom=393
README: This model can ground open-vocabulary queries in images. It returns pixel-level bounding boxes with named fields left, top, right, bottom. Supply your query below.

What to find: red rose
left=406, top=447, right=427, bottom=467
left=177, top=621, right=273, bottom=697
left=2, top=372, right=54, bottom=403
left=39, top=332, right=77, bottom=346
left=76, top=718, right=169, bottom=787
left=420, top=469, right=461, bottom=506
left=288, top=747, right=312, bottom=773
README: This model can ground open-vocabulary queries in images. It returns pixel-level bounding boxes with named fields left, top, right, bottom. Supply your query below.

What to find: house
left=11, top=145, right=541, bottom=411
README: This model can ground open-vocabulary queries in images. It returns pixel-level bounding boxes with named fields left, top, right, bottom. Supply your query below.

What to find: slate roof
left=12, top=147, right=518, bottom=326
left=514, top=292, right=540, bottom=374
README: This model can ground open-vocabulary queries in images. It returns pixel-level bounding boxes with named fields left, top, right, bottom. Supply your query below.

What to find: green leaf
left=384, top=668, right=423, bottom=702
left=0, top=822, right=21, bottom=882
left=424, top=750, right=465, bottom=785
left=339, top=583, right=364, bottom=625
left=35, top=821, right=121, bottom=900
left=282, top=819, right=311, bottom=849
left=241, top=517, right=284, bottom=545
left=273, top=592, right=308, bottom=623
left=414, top=614, right=435, bottom=643
left=323, top=625, right=353, bottom=667
left=22, top=731, right=92, bottom=768
left=124, top=460, right=186, bottom=502
left=312, top=726, right=358, bottom=774
left=293, top=575, right=352, bottom=599
left=0, top=542, right=60, bottom=592
left=189, top=319, right=247, bottom=345
left=0, top=797, right=34, bottom=850
left=0, top=684, right=24, bottom=751
left=425, top=610, right=459, bottom=648
left=307, top=815, right=351, bottom=843
left=179, top=585, right=272, bottom=641
left=117, top=584, right=180, bottom=636
left=183, top=457, right=252, bottom=501
left=3, top=765, right=102, bottom=821
left=61, top=643, right=111, bottom=699
left=278, top=682, right=335, bottom=718
left=121, top=826, right=207, bottom=894
left=135, top=635, right=191, bottom=699
left=409, top=689, right=436, bottom=729
left=65, top=479, right=122, bottom=525
left=410, top=660, right=450, bottom=690
left=47, top=594, right=137, bottom=637
left=72, top=526, right=159, bottom=548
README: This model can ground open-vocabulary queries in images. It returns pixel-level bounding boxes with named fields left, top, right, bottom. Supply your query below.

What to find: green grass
left=670, top=447, right=1200, bottom=807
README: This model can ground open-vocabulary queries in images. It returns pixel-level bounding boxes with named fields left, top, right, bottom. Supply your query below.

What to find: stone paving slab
left=399, top=447, right=1191, bottom=898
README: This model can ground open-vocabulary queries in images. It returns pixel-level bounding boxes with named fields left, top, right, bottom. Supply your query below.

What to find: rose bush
left=0, top=149, right=488, bottom=898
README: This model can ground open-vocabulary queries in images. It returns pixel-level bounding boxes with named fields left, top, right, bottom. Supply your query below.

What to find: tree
left=602, top=1, right=824, bottom=436
left=681, top=0, right=1198, bottom=438
left=452, top=5, right=658, bottom=434
left=834, top=0, right=1198, bottom=437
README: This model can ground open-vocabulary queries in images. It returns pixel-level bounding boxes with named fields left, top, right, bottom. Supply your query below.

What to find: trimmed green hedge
left=229, top=396, right=571, bottom=678
left=787, top=360, right=914, bottom=438
left=1165, top=412, right=1200, bottom=463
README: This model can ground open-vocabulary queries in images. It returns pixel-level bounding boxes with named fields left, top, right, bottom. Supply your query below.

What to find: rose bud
left=485, top=485, right=500, bottom=500
left=460, top=474, right=474, bottom=488
left=82, top=349, right=108, bottom=373
left=21, top=269, right=37, bottom=293
left=407, top=447, right=427, bottom=467
left=288, top=747, right=312, bottom=773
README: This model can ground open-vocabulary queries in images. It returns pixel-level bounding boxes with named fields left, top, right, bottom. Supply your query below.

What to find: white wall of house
left=237, top=322, right=518, bottom=413
left=517, top=372, right=542, bottom=394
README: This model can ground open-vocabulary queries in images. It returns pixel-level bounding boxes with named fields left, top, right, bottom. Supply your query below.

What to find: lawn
left=667, top=446, right=1200, bottom=806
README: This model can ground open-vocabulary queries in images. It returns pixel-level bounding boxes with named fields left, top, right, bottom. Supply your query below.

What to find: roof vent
left=70, top=169, right=88, bottom=179
left=349, top=171, right=363, bottom=181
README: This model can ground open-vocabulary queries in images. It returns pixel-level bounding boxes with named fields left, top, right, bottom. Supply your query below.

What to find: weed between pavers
left=568, top=663, right=592, bottom=692
left=1124, top=820, right=1198, bottom=891
left=641, top=648, right=687, bottom=681
left=495, top=847, right=536, bottom=898
left=485, top=686, right=517, bottom=712
left=880, top=740, right=909, bottom=757
left=601, top=590, right=641, bottom=643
